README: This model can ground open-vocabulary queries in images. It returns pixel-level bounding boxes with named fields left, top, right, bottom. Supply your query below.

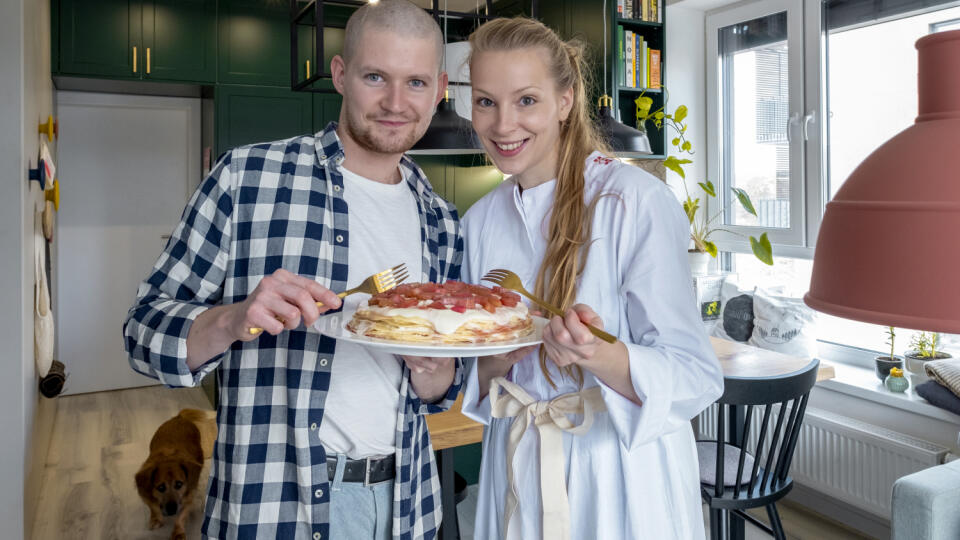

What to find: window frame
left=705, top=0, right=827, bottom=260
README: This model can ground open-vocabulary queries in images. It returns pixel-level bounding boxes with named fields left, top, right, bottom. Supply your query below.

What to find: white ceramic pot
left=688, top=250, right=711, bottom=275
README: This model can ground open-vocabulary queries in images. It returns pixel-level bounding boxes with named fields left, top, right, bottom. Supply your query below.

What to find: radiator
left=696, top=404, right=949, bottom=517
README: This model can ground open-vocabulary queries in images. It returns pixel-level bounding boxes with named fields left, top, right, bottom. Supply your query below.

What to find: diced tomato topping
left=501, top=295, right=518, bottom=307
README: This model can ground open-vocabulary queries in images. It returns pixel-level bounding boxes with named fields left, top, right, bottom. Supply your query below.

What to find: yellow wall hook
left=45, top=179, right=60, bottom=211
left=38, top=115, right=57, bottom=141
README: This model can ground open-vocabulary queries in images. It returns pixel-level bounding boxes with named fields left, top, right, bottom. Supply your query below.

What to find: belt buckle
left=364, top=457, right=389, bottom=486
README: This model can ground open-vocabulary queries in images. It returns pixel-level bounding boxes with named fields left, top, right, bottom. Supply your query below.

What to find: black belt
left=326, top=454, right=395, bottom=485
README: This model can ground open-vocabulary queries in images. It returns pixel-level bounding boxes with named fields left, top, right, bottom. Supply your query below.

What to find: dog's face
left=135, top=451, right=201, bottom=517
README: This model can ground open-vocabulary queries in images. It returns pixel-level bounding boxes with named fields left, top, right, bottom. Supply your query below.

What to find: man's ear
left=135, top=458, right=157, bottom=497
left=558, top=85, right=574, bottom=123
left=331, top=55, right=347, bottom=95
left=435, top=71, right=449, bottom=108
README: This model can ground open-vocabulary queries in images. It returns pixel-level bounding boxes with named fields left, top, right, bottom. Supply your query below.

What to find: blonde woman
left=460, top=18, right=724, bottom=539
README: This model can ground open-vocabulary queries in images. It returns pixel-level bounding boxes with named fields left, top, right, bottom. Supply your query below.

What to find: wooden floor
left=32, top=385, right=213, bottom=540
left=33, top=385, right=874, bottom=540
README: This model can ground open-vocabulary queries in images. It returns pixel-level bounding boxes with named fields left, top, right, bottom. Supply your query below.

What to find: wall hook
left=28, top=161, right=46, bottom=189
left=45, top=179, right=60, bottom=211
left=38, top=115, right=57, bottom=141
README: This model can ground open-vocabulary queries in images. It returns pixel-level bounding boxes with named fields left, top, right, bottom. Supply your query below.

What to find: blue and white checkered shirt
left=124, top=123, right=465, bottom=540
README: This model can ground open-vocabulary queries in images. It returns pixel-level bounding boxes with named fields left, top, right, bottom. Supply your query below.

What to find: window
left=708, top=0, right=960, bottom=359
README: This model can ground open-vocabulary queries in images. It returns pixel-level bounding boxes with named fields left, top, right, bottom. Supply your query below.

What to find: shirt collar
left=315, top=121, right=438, bottom=202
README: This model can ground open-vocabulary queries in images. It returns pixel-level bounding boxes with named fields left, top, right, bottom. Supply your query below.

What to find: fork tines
left=375, top=262, right=409, bottom=291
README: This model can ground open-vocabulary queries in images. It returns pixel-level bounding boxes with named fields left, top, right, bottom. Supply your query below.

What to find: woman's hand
left=542, top=304, right=608, bottom=368
left=476, top=345, right=538, bottom=400
left=402, top=356, right=456, bottom=404
left=542, top=304, right=641, bottom=405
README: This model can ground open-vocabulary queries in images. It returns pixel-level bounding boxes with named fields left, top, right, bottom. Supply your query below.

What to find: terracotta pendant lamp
left=804, top=29, right=960, bottom=333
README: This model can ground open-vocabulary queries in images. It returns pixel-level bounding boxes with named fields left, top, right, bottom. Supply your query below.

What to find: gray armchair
left=892, top=459, right=960, bottom=540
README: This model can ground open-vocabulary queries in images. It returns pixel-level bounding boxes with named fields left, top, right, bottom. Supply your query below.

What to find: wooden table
left=425, top=340, right=836, bottom=540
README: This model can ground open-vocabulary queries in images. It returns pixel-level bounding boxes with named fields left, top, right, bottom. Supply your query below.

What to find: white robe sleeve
left=458, top=211, right=494, bottom=424
left=599, top=183, right=724, bottom=450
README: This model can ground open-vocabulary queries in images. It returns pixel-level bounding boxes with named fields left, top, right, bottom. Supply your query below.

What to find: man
left=124, top=2, right=463, bottom=538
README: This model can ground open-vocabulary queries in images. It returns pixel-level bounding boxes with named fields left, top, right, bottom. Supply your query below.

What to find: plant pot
left=688, top=250, right=711, bottom=275
left=904, top=351, right=952, bottom=386
left=875, top=356, right=903, bottom=381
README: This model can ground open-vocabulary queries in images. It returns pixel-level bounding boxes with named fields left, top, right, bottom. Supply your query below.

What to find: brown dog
left=135, top=408, right=216, bottom=540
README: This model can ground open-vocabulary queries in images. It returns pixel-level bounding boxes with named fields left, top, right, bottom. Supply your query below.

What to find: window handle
left=802, top=110, right=816, bottom=140
left=786, top=112, right=800, bottom=143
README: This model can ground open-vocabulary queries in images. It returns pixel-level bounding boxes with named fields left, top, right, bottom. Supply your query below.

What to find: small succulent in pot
left=875, top=326, right=903, bottom=381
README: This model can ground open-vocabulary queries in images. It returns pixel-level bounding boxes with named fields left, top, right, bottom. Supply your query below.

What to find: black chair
left=698, top=359, right=819, bottom=540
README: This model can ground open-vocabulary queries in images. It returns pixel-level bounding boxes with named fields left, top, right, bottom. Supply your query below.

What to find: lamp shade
left=408, top=95, right=485, bottom=155
left=804, top=29, right=960, bottom=333
left=596, top=96, right=652, bottom=157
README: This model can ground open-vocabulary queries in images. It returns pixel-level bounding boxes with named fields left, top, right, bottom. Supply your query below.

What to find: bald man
left=124, top=1, right=464, bottom=538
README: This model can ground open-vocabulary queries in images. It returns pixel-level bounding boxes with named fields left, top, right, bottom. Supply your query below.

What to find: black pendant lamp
left=596, top=0, right=652, bottom=157
left=597, top=95, right=652, bottom=157
left=410, top=0, right=485, bottom=155
left=409, top=89, right=485, bottom=155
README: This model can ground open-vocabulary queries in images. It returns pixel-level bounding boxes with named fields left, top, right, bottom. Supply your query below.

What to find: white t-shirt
left=317, top=165, right=423, bottom=459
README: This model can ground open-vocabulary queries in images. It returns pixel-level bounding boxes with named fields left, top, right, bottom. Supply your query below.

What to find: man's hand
left=403, top=356, right=456, bottom=404
left=229, top=269, right=342, bottom=340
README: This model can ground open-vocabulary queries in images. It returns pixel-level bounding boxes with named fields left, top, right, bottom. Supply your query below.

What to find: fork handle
left=522, top=296, right=618, bottom=344
left=248, top=291, right=352, bottom=334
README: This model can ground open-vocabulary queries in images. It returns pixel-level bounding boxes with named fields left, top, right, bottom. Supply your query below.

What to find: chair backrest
left=711, top=359, right=819, bottom=500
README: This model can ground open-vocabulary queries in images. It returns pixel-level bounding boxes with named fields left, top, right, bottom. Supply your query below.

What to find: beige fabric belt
left=489, top=376, right=607, bottom=540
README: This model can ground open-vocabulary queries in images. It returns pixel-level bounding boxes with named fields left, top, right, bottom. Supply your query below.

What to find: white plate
left=313, top=309, right=546, bottom=357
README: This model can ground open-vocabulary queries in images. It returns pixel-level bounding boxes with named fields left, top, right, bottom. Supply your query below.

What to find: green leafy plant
left=909, top=331, right=945, bottom=359
left=885, top=326, right=897, bottom=360
left=635, top=93, right=773, bottom=265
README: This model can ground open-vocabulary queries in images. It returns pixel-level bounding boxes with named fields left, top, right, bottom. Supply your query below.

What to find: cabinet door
left=312, top=92, right=342, bottom=134
left=215, top=85, right=314, bottom=156
left=142, top=0, right=217, bottom=83
left=60, top=0, right=142, bottom=79
left=217, top=0, right=290, bottom=86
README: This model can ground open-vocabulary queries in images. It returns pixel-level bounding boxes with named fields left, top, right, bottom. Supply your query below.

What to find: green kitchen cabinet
left=59, top=0, right=142, bottom=79
left=58, top=0, right=216, bottom=83
left=217, top=0, right=290, bottom=86
left=312, top=92, right=342, bottom=133
left=215, top=85, right=314, bottom=156
left=142, top=0, right=217, bottom=83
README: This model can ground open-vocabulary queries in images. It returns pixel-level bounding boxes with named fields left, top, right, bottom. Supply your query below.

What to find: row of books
left=617, top=0, right=661, bottom=23
left=618, top=27, right=661, bottom=90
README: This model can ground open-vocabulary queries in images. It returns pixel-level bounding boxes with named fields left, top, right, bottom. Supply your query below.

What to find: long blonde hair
left=469, top=18, right=609, bottom=388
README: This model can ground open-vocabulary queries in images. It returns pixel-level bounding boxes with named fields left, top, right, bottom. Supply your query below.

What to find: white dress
left=461, top=152, right=724, bottom=540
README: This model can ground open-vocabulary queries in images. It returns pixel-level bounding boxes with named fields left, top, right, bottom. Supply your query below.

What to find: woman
left=460, top=17, right=724, bottom=540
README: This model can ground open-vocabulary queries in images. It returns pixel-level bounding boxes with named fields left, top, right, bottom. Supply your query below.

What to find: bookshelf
left=609, top=1, right=666, bottom=158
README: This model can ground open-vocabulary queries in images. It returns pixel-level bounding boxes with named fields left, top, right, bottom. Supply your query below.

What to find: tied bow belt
left=489, top=376, right=607, bottom=540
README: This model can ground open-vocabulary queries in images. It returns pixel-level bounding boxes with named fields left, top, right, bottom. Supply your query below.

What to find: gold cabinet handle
left=133, top=46, right=137, bottom=73
left=147, top=47, right=151, bottom=74
left=306, top=59, right=310, bottom=79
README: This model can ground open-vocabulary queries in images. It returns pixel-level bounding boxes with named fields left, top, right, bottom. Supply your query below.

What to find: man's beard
left=343, top=106, right=426, bottom=155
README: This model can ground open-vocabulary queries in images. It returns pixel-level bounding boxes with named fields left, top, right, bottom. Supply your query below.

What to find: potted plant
left=904, top=331, right=951, bottom=386
left=635, top=93, right=773, bottom=274
left=875, top=326, right=903, bottom=382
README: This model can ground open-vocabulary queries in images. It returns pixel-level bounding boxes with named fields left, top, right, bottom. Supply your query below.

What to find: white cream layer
left=359, top=302, right=529, bottom=335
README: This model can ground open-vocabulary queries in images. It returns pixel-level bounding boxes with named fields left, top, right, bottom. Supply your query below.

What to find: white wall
left=1, top=0, right=56, bottom=537
left=664, top=4, right=707, bottom=195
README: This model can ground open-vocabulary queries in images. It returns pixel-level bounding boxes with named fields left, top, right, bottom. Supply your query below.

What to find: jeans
left=328, top=454, right=394, bottom=540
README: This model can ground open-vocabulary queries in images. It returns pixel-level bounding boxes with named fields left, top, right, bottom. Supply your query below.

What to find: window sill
left=817, top=360, right=960, bottom=425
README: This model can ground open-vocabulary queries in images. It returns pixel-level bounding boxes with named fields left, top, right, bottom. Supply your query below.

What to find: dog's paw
left=149, top=517, right=163, bottom=530
left=171, top=527, right=186, bottom=540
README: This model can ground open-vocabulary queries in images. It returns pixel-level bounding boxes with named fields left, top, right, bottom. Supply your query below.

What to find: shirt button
left=335, top=235, right=344, bottom=243
left=333, top=185, right=341, bottom=192
left=315, top=488, right=323, bottom=499
left=320, top=358, right=329, bottom=367
left=310, top=422, right=318, bottom=430
left=313, top=533, right=322, bottom=540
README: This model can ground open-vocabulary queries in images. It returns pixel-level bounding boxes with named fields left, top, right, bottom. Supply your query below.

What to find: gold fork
left=482, top=268, right=617, bottom=344
left=248, top=263, right=409, bottom=335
